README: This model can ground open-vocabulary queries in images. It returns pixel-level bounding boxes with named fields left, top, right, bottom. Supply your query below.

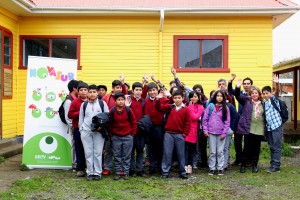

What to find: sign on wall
left=22, top=56, right=77, bottom=169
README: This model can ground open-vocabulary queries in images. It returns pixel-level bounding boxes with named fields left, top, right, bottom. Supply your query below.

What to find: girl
left=202, top=90, right=230, bottom=176
left=185, top=91, right=204, bottom=174
left=235, top=79, right=265, bottom=173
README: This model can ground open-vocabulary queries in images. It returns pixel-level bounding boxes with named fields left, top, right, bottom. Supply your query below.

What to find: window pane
left=4, top=36, right=10, bottom=45
left=24, top=39, right=49, bottom=66
left=52, top=39, right=77, bottom=59
left=202, top=40, right=223, bottom=68
left=178, top=40, right=200, bottom=68
left=4, top=55, right=10, bottom=66
left=4, top=46, right=10, bottom=55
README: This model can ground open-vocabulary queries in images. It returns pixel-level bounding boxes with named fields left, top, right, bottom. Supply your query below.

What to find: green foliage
left=0, top=156, right=5, bottom=164
left=19, top=164, right=29, bottom=171
left=282, top=142, right=293, bottom=157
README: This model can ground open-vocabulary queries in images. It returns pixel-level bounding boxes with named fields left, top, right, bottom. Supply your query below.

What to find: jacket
left=137, top=115, right=153, bottom=134
left=202, top=104, right=230, bottom=138
left=185, top=104, right=204, bottom=143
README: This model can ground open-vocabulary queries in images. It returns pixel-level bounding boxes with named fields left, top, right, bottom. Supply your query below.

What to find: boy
left=97, top=84, right=107, bottom=100
left=79, top=84, right=109, bottom=181
left=156, top=90, right=191, bottom=179
left=64, top=80, right=79, bottom=170
left=102, top=78, right=127, bottom=175
left=262, top=86, right=283, bottom=173
left=128, top=82, right=146, bottom=176
left=68, top=82, right=89, bottom=177
left=110, top=92, right=137, bottom=180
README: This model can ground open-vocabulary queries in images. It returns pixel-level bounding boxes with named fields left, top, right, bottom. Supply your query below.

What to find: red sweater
left=130, top=95, right=144, bottom=121
left=110, top=107, right=137, bottom=136
left=102, top=85, right=128, bottom=110
left=68, top=97, right=86, bottom=129
left=156, top=99, right=191, bottom=136
left=144, top=97, right=164, bottom=125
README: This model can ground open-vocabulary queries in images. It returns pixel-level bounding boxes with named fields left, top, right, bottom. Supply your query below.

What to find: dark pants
left=266, top=125, right=283, bottom=169
left=198, top=130, right=208, bottom=166
left=130, top=131, right=145, bottom=172
left=242, top=133, right=262, bottom=162
left=73, top=128, right=86, bottom=171
left=111, top=135, right=134, bottom=175
left=234, top=133, right=243, bottom=163
left=185, top=142, right=196, bottom=166
left=162, top=133, right=186, bottom=176
left=149, top=125, right=164, bottom=170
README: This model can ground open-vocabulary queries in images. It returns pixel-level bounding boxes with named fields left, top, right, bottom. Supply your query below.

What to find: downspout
left=158, top=9, right=164, bottom=81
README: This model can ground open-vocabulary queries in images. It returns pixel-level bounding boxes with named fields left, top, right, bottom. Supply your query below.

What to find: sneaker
left=129, top=170, right=135, bottom=176
left=136, top=171, right=145, bottom=177
left=120, top=170, right=125, bottom=175
left=94, top=175, right=101, bottom=181
left=218, top=170, right=224, bottom=176
left=179, top=174, right=188, bottom=179
left=76, top=171, right=85, bottom=177
left=87, top=175, right=94, bottom=181
left=208, top=170, right=215, bottom=176
left=184, top=166, right=188, bottom=173
left=265, top=167, right=280, bottom=173
left=187, top=165, right=192, bottom=174
left=124, top=174, right=129, bottom=180
left=113, top=175, right=121, bottom=180
left=102, top=169, right=111, bottom=175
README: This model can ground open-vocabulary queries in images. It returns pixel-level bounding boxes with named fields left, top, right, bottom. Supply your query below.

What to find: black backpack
left=58, top=95, right=73, bottom=124
left=271, top=97, right=289, bottom=124
left=82, top=99, right=105, bottom=117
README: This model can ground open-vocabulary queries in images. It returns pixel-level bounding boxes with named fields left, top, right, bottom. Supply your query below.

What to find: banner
left=22, top=56, right=77, bottom=169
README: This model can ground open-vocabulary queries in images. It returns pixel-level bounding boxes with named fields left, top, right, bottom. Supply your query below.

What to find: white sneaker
left=187, top=165, right=192, bottom=174
left=185, top=166, right=188, bottom=173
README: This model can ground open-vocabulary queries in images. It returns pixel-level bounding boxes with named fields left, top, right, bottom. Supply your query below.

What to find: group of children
left=63, top=69, right=285, bottom=181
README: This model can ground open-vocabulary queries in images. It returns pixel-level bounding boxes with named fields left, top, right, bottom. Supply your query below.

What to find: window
left=1, top=27, right=13, bottom=98
left=173, top=35, right=229, bottom=72
left=19, top=36, right=81, bottom=69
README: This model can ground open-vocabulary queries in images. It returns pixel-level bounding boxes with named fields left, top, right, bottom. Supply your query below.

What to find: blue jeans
left=161, top=132, right=186, bottom=176
left=266, top=125, right=283, bottom=169
left=73, top=128, right=86, bottom=171
left=208, top=134, right=226, bottom=171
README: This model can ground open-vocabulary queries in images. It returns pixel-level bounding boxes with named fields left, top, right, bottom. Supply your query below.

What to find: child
left=128, top=82, right=146, bottom=176
left=68, top=82, right=89, bottom=177
left=202, top=90, right=230, bottom=176
left=79, top=84, right=109, bottom=181
left=185, top=91, right=204, bottom=174
left=262, top=86, right=283, bottom=173
left=97, top=84, right=107, bottom=100
left=156, top=90, right=191, bottom=179
left=110, top=92, right=137, bottom=180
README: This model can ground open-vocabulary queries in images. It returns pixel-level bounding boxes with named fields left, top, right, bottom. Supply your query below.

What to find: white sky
left=273, top=0, right=300, bottom=64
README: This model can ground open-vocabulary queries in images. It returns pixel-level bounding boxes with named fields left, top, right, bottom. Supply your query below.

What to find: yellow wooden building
left=0, top=0, right=299, bottom=138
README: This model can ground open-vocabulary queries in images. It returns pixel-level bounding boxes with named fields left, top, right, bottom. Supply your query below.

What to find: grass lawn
left=0, top=143, right=300, bottom=200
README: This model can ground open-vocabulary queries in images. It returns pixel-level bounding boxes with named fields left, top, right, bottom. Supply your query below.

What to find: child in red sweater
left=156, top=90, right=191, bottom=179
left=110, top=92, right=137, bottom=180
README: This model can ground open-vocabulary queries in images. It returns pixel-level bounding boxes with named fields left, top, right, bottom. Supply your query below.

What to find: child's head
left=67, top=80, right=79, bottom=94
left=114, top=92, right=125, bottom=107
left=193, top=84, right=205, bottom=95
left=111, top=80, right=122, bottom=94
left=243, top=77, right=253, bottom=92
left=124, top=82, right=130, bottom=91
left=132, top=82, right=143, bottom=98
left=170, top=86, right=181, bottom=96
left=172, top=90, right=184, bottom=106
left=188, top=91, right=203, bottom=105
left=262, top=86, right=272, bottom=100
left=88, top=84, right=98, bottom=101
left=248, top=86, right=262, bottom=101
left=169, top=80, right=176, bottom=88
left=147, top=82, right=158, bottom=98
left=97, top=84, right=107, bottom=98
left=209, top=90, right=216, bottom=99
left=212, top=90, right=226, bottom=104
left=77, top=82, right=89, bottom=99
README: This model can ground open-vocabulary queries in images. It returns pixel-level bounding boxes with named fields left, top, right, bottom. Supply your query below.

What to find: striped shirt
left=264, top=95, right=282, bottom=131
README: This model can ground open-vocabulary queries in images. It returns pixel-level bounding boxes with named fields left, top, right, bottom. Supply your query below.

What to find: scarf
left=252, top=99, right=261, bottom=119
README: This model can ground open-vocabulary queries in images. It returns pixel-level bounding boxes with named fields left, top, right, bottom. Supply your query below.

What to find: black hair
left=210, top=90, right=216, bottom=98
left=169, top=80, right=176, bottom=86
left=112, top=80, right=122, bottom=88
left=97, top=84, right=107, bottom=91
left=114, top=92, right=125, bottom=100
left=170, top=86, right=182, bottom=95
left=210, top=90, right=228, bottom=122
left=77, top=82, right=89, bottom=91
left=88, top=84, right=98, bottom=91
left=243, top=77, right=253, bottom=85
left=188, top=91, right=203, bottom=105
left=147, top=82, right=158, bottom=91
left=125, top=82, right=130, bottom=89
left=67, top=80, right=79, bottom=93
left=192, top=84, right=205, bottom=95
left=132, top=82, right=143, bottom=91
left=262, top=86, right=272, bottom=93
left=172, top=90, right=183, bottom=97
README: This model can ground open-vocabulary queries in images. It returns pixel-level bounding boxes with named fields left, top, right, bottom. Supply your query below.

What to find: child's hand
left=273, top=74, right=279, bottom=83
left=119, top=74, right=125, bottom=84
left=142, top=74, right=149, bottom=84
left=97, top=127, right=102, bottom=132
left=150, top=74, right=159, bottom=83
left=125, top=95, right=132, bottom=106
left=220, top=135, right=226, bottom=140
left=163, top=89, right=171, bottom=97
left=204, top=132, right=208, bottom=137
left=171, top=68, right=176, bottom=76
left=189, top=100, right=193, bottom=105
left=156, top=91, right=164, bottom=99
left=236, top=78, right=242, bottom=88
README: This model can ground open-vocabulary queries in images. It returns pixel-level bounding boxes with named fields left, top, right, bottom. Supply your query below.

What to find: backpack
left=82, top=99, right=105, bottom=117
left=270, top=97, right=289, bottom=124
left=163, top=105, right=175, bottom=127
left=111, top=106, right=131, bottom=122
left=58, top=95, right=73, bottom=124
left=208, top=103, right=215, bottom=118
